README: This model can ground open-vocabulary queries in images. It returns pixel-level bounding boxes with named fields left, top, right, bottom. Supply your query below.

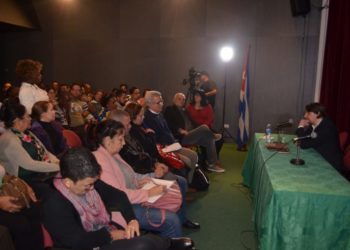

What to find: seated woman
left=185, top=90, right=224, bottom=172
left=93, top=120, right=199, bottom=238
left=42, top=147, right=194, bottom=250
left=30, top=101, right=69, bottom=158
left=0, top=101, right=59, bottom=198
left=121, top=103, right=171, bottom=174
left=0, top=164, right=44, bottom=250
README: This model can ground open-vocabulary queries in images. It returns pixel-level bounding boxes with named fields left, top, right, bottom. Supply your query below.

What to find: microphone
left=293, top=131, right=317, bottom=142
left=276, top=118, right=294, bottom=129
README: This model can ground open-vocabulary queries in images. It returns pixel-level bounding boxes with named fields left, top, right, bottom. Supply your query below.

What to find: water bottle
left=266, top=123, right=272, bottom=143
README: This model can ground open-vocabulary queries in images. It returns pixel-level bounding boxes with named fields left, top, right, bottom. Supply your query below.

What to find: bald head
left=173, top=92, right=186, bottom=108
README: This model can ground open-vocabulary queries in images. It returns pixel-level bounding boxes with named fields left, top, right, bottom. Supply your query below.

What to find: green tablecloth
left=242, top=133, right=350, bottom=250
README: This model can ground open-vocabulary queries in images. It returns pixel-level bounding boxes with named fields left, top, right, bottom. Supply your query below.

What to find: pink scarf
left=54, top=175, right=111, bottom=232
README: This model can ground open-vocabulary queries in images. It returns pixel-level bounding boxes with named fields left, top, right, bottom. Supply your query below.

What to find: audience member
left=43, top=147, right=194, bottom=250
left=186, top=89, right=214, bottom=129
left=121, top=103, right=165, bottom=174
left=296, top=102, right=343, bottom=171
left=69, top=83, right=91, bottom=143
left=55, top=89, right=70, bottom=128
left=16, top=59, right=49, bottom=114
left=93, top=120, right=199, bottom=237
left=31, top=101, right=69, bottom=158
left=143, top=91, right=197, bottom=182
left=0, top=82, right=12, bottom=102
left=115, top=89, right=128, bottom=109
left=90, top=90, right=105, bottom=121
left=0, top=165, right=44, bottom=250
left=129, top=87, right=141, bottom=103
left=165, top=93, right=224, bottom=173
left=0, top=101, right=59, bottom=198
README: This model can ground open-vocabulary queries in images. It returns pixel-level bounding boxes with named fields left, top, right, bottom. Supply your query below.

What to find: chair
left=343, top=144, right=350, bottom=170
left=62, top=129, right=82, bottom=148
left=42, top=225, right=70, bottom=250
left=339, top=131, right=349, bottom=152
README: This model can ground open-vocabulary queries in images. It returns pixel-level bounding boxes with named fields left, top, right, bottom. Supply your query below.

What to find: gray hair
left=108, top=109, right=129, bottom=122
left=144, top=90, right=162, bottom=107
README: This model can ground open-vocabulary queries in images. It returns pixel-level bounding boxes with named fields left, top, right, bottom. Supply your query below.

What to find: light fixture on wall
left=219, top=45, right=235, bottom=139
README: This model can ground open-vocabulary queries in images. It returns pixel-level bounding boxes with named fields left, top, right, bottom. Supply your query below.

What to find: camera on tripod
left=182, top=67, right=201, bottom=104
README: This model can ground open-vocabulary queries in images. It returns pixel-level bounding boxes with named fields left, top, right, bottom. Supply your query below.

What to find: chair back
left=339, top=131, right=349, bottom=152
left=343, top=144, right=350, bottom=170
left=62, top=129, right=82, bottom=148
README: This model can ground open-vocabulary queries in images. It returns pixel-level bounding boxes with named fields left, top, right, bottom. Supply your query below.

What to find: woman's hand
left=154, top=163, right=168, bottom=178
left=0, top=196, right=22, bottom=213
left=124, top=219, right=140, bottom=239
left=137, top=177, right=151, bottom=188
left=148, top=185, right=166, bottom=197
left=110, top=229, right=126, bottom=241
left=24, top=181, right=37, bottom=202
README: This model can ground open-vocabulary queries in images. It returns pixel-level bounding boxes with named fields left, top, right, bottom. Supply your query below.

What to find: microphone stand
left=290, top=141, right=305, bottom=165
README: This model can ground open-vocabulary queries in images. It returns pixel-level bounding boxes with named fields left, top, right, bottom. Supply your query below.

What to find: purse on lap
left=0, top=176, right=31, bottom=209
left=142, top=182, right=182, bottom=227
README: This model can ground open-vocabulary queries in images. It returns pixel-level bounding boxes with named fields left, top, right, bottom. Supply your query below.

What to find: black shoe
left=170, top=237, right=195, bottom=250
left=182, top=219, right=200, bottom=230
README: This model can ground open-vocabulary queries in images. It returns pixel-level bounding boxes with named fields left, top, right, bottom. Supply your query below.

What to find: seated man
left=42, top=147, right=194, bottom=250
left=296, top=102, right=343, bottom=171
left=143, top=91, right=198, bottom=182
left=164, top=93, right=224, bottom=173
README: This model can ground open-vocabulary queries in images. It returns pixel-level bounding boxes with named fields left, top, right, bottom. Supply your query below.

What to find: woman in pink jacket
left=93, top=120, right=198, bottom=237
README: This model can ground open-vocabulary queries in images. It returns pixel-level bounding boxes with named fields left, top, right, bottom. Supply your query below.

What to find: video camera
left=182, top=67, right=201, bottom=90
left=182, top=67, right=201, bottom=104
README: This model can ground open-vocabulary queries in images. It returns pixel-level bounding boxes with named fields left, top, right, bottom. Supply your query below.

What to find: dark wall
left=0, top=0, right=322, bottom=138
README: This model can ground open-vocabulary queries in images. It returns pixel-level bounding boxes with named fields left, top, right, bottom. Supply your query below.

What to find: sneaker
left=214, top=133, right=222, bottom=141
left=207, top=164, right=225, bottom=173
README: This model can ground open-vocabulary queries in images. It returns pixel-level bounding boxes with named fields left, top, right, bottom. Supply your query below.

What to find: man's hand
left=298, top=119, right=309, bottom=128
left=178, top=128, right=188, bottom=136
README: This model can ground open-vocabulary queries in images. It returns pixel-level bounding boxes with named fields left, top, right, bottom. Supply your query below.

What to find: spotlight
left=220, top=46, right=234, bottom=62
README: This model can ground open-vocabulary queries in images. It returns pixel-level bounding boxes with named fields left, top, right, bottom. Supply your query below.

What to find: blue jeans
left=133, top=175, right=188, bottom=237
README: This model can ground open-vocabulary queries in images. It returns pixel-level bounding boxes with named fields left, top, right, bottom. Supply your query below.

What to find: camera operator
left=198, top=71, right=218, bottom=108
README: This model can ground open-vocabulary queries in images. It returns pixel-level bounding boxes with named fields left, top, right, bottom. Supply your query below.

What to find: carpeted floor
left=184, top=143, right=257, bottom=250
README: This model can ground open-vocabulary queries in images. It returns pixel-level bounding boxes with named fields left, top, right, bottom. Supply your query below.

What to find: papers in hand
left=161, top=142, right=182, bottom=153
left=141, top=178, right=175, bottom=203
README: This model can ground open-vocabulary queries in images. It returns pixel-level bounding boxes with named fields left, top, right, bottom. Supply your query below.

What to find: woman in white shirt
left=16, top=59, right=49, bottom=114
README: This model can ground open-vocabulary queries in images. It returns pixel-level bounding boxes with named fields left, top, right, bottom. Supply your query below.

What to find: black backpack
left=190, top=167, right=210, bottom=191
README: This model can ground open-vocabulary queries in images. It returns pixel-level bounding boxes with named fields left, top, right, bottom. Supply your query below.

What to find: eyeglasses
left=154, top=100, right=164, bottom=105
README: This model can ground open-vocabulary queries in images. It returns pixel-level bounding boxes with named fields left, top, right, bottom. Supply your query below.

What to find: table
left=242, top=133, right=350, bottom=250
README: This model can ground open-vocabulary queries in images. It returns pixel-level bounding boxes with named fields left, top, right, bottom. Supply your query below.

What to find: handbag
left=0, top=176, right=31, bottom=209
left=142, top=182, right=182, bottom=227
left=156, top=144, right=185, bottom=170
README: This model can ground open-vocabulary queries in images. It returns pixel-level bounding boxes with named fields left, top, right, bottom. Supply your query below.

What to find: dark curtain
left=320, top=0, right=350, bottom=133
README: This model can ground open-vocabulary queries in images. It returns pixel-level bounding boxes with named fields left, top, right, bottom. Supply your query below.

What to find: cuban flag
left=237, top=47, right=250, bottom=150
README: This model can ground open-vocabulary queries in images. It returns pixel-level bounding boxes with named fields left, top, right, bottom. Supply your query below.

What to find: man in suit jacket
left=296, top=102, right=343, bottom=171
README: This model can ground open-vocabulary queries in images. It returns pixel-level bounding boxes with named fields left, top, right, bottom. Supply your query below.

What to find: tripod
left=221, top=65, right=235, bottom=141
